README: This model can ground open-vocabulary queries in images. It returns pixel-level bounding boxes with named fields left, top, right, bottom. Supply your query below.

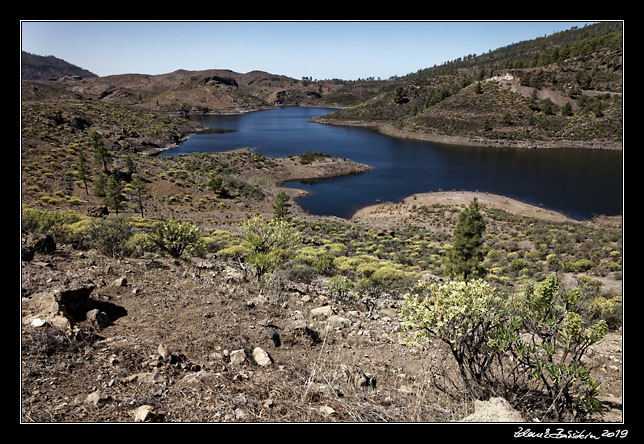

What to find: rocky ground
left=20, top=100, right=622, bottom=423
left=20, top=185, right=623, bottom=423
left=19, top=237, right=623, bottom=423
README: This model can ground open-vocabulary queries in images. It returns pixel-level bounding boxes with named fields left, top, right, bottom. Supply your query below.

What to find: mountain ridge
left=21, top=22, right=622, bottom=149
left=21, top=51, right=98, bottom=80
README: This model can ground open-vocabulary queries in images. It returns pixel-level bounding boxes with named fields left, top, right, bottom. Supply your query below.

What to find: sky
left=20, top=21, right=602, bottom=81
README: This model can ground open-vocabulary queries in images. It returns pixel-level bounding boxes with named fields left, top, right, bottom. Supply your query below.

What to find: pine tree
left=130, top=174, right=149, bottom=218
left=94, top=173, right=106, bottom=197
left=104, top=175, right=126, bottom=215
left=475, top=81, right=483, bottom=94
left=90, top=131, right=112, bottom=174
left=445, top=198, right=486, bottom=280
left=562, top=102, right=573, bottom=117
left=272, top=191, right=291, bottom=220
left=77, top=149, right=90, bottom=194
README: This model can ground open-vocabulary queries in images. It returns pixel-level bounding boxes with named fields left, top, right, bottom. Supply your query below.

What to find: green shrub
left=294, top=246, right=336, bottom=275
left=22, top=205, right=84, bottom=235
left=147, top=218, right=204, bottom=258
left=241, top=216, right=300, bottom=279
left=511, top=258, right=529, bottom=271
left=399, top=274, right=607, bottom=421
left=327, top=275, right=355, bottom=300
left=85, top=216, right=134, bottom=258
left=283, top=262, right=318, bottom=284
left=564, top=258, right=592, bottom=272
left=298, top=151, right=329, bottom=164
left=586, top=292, right=622, bottom=329
left=22, top=205, right=93, bottom=247
left=123, top=231, right=152, bottom=257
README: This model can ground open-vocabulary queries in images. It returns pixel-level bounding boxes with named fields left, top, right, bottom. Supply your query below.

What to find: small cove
left=161, top=107, right=623, bottom=221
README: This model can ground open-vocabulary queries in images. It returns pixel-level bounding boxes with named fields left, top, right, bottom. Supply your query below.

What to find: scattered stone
left=30, top=318, right=46, bottom=328
left=234, top=407, right=250, bottom=421
left=133, top=405, right=155, bottom=422
left=85, top=390, right=110, bottom=407
left=25, top=233, right=56, bottom=256
left=253, top=347, right=272, bottom=367
left=263, top=399, right=275, bottom=409
left=311, top=305, right=334, bottom=318
left=86, top=308, right=109, bottom=329
left=461, top=397, right=524, bottom=422
left=291, top=320, right=321, bottom=345
left=328, top=315, right=351, bottom=329
left=341, top=365, right=376, bottom=390
left=113, top=277, right=127, bottom=287
left=354, top=370, right=376, bottom=390
left=245, top=294, right=268, bottom=307
left=319, top=405, right=336, bottom=416
left=230, top=349, right=246, bottom=366
left=181, top=370, right=213, bottom=384
left=264, top=325, right=281, bottom=347
left=124, top=369, right=167, bottom=384
left=158, top=343, right=172, bottom=360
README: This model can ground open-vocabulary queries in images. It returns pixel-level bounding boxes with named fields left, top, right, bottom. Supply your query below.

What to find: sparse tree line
left=74, top=131, right=150, bottom=218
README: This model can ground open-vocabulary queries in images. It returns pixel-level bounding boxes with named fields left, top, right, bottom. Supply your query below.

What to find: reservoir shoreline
left=310, top=116, right=623, bottom=151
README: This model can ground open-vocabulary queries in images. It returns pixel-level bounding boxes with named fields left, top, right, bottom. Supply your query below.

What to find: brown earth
left=352, top=191, right=575, bottom=229
left=20, top=102, right=622, bottom=423
left=21, top=184, right=623, bottom=424
left=20, top=239, right=623, bottom=423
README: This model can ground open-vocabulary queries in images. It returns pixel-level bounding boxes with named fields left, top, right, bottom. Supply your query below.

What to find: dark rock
left=86, top=308, right=109, bottom=329
left=23, top=233, right=56, bottom=259
left=264, top=325, right=281, bottom=347
left=87, top=205, right=109, bottom=217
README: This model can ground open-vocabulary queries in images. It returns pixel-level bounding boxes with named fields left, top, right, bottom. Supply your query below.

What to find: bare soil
left=20, top=187, right=623, bottom=423
left=20, top=243, right=623, bottom=423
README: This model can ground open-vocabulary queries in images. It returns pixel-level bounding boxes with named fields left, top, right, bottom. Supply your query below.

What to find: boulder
left=22, top=233, right=56, bottom=260
left=31, top=291, right=72, bottom=329
left=30, top=283, right=96, bottom=330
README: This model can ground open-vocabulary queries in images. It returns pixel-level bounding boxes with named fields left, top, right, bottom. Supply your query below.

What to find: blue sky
left=21, top=21, right=600, bottom=80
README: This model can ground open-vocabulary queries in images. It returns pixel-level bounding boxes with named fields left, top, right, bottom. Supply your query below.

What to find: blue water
left=161, top=107, right=623, bottom=221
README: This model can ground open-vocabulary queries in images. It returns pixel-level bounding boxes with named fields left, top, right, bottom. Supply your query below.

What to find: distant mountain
left=20, top=22, right=622, bottom=149
left=21, top=51, right=98, bottom=80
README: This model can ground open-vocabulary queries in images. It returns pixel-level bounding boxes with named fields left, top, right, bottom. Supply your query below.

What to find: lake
left=160, top=107, right=623, bottom=221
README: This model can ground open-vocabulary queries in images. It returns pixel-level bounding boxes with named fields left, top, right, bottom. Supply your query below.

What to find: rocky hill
left=21, top=65, right=372, bottom=114
left=316, top=22, right=623, bottom=149
left=22, top=51, right=98, bottom=81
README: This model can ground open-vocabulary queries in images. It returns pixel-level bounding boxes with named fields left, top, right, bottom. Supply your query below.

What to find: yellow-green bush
left=147, top=218, right=205, bottom=258
left=399, top=274, right=608, bottom=421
